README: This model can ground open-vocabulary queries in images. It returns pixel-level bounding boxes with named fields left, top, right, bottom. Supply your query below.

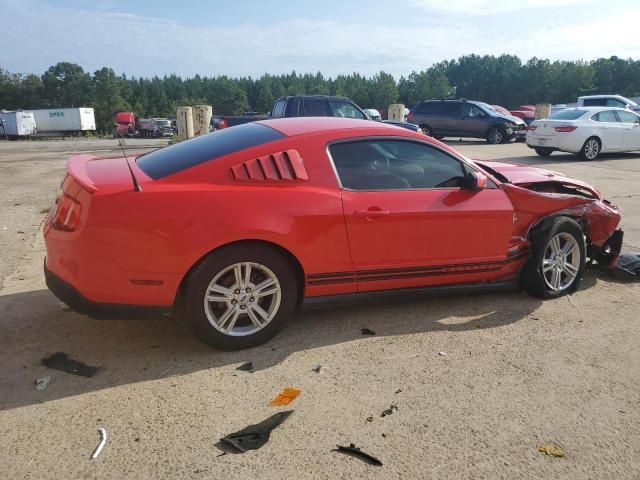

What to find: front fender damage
left=502, top=183, right=623, bottom=268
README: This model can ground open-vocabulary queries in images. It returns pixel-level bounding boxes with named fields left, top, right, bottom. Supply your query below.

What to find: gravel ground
left=0, top=139, right=639, bottom=479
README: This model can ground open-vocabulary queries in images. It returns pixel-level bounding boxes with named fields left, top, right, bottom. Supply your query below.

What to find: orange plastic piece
left=270, top=387, right=302, bottom=406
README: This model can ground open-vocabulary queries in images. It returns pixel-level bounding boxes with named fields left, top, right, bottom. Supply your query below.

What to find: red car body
left=44, top=118, right=622, bottom=325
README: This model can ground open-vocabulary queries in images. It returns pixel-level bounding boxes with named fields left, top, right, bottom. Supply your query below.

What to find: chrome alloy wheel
left=204, top=262, right=281, bottom=337
left=542, top=233, right=581, bottom=292
left=584, top=138, right=600, bottom=160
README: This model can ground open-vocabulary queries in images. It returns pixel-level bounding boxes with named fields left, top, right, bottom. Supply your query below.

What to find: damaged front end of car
left=474, top=160, right=630, bottom=277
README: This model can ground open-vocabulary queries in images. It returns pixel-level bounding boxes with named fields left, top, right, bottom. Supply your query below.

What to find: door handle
left=354, top=208, right=390, bottom=217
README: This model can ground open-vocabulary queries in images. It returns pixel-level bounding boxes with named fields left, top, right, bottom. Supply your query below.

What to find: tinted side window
left=137, top=123, right=285, bottom=179
left=329, top=101, right=366, bottom=119
left=330, top=140, right=467, bottom=191
left=272, top=100, right=286, bottom=118
left=416, top=102, right=437, bottom=114
left=461, top=104, right=485, bottom=118
left=592, top=111, right=618, bottom=122
left=617, top=111, right=640, bottom=123
left=607, top=99, right=626, bottom=107
left=583, top=98, right=607, bottom=107
left=441, top=103, right=462, bottom=116
left=303, top=98, right=330, bottom=116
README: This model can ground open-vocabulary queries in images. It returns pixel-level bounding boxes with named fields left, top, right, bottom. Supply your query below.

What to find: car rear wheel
left=183, top=244, right=298, bottom=350
left=487, top=127, right=507, bottom=144
left=579, top=137, right=601, bottom=160
left=521, top=217, right=585, bottom=299
left=535, top=147, right=553, bottom=157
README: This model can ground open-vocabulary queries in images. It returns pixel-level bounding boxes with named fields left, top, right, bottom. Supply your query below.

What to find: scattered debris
left=17, top=230, right=24, bottom=234
left=270, top=387, right=302, bottom=406
left=220, top=411, right=293, bottom=453
left=611, top=253, right=640, bottom=281
left=538, top=444, right=566, bottom=458
left=311, top=364, right=322, bottom=373
left=334, top=443, right=383, bottom=466
left=366, top=416, right=373, bottom=423
left=361, top=328, right=376, bottom=336
left=381, top=404, right=398, bottom=417
left=42, top=352, right=99, bottom=378
left=438, top=352, right=447, bottom=356
left=382, top=433, right=387, bottom=438
left=394, top=389, right=402, bottom=394
left=236, top=362, right=253, bottom=372
left=59, top=302, right=71, bottom=312
left=90, top=428, right=108, bottom=459
left=40, top=207, right=51, bottom=214
left=35, top=376, right=51, bottom=391
left=159, top=367, right=174, bottom=376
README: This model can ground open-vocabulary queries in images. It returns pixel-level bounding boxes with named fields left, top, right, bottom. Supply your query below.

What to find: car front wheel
left=487, top=127, right=507, bottom=144
left=183, top=244, right=298, bottom=350
left=521, top=217, right=585, bottom=299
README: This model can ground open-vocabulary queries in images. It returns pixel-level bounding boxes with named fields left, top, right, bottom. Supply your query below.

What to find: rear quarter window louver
left=230, top=150, right=309, bottom=182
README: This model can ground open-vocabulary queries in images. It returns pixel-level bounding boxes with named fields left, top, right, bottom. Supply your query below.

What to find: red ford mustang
left=44, top=118, right=623, bottom=349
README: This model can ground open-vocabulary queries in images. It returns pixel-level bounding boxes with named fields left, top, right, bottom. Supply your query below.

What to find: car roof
left=559, top=106, right=634, bottom=112
left=256, top=117, right=406, bottom=137
left=275, top=95, right=351, bottom=101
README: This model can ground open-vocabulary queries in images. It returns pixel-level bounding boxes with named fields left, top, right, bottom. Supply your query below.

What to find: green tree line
left=1, top=55, right=639, bottom=133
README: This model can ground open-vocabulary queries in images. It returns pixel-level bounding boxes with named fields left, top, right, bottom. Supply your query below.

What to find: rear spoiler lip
left=67, top=154, right=99, bottom=193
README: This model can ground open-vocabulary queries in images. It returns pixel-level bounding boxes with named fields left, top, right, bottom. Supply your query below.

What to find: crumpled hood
left=473, top=160, right=602, bottom=199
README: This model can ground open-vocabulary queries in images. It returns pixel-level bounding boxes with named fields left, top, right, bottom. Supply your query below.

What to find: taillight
left=51, top=194, right=81, bottom=231
left=219, top=119, right=228, bottom=129
left=554, top=125, right=577, bottom=133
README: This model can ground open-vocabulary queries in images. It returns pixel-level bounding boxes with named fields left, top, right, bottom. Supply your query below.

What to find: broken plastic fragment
left=611, top=253, right=640, bottom=281
left=91, top=428, right=108, bottom=459
left=220, top=411, right=293, bottom=453
left=381, top=404, right=398, bottom=417
left=538, top=444, right=566, bottom=458
left=361, top=328, right=376, bottom=336
left=270, top=387, right=302, bottom=406
left=237, top=362, right=253, bottom=372
left=311, top=365, right=322, bottom=373
left=35, top=376, right=51, bottom=391
left=42, top=352, right=99, bottom=377
left=334, top=443, right=383, bottom=466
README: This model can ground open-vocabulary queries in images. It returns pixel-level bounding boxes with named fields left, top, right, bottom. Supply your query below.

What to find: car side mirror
left=466, top=171, right=488, bottom=191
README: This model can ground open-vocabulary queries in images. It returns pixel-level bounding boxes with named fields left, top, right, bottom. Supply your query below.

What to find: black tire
left=579, top=136, right=601, bottom=160
left=520, top=217, right=585, bottom=299
left=420, top=125, right=433, bottom=137
left=535, top=147, right=553, bottom=157
left=183, top=244, right=298, bottom=350
left=487, top=127, right=507, bottom=144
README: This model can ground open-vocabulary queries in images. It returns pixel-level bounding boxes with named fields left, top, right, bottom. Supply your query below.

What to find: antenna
left=117, top=134, right=142, bottom=192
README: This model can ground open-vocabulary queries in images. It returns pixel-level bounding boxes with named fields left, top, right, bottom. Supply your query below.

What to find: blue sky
left=2, top=0, right=639, bottom=78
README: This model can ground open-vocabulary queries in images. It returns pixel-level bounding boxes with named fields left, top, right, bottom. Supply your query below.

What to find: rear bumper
left=45, top=260, right=170, bottom=319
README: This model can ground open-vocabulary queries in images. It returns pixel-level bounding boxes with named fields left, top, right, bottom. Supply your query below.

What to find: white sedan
left=526, top=107, right=640, bottom=160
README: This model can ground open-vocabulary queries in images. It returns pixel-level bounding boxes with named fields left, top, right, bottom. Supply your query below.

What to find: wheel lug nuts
left=249, top=297, right=254, bottom=302
left=231, top=300, right=237, bottom=305
left=246, top=288, right=251, bottom=293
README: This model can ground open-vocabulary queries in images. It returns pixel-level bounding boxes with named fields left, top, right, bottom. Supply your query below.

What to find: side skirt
left=301, top=280, right=518, bottom=311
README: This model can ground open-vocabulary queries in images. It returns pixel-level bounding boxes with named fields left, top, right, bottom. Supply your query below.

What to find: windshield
left=548, top=109, right=587, bottom=120
left=156, top=120, right=170, bottom=126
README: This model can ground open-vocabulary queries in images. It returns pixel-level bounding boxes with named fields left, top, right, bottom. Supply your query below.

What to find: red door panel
left=341, top=188, right=515, bottom=292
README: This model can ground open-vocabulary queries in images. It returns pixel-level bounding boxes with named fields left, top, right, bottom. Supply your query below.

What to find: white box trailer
left=27, top=108, right=96, bottom=135
left=0, top=111, right=37, bottom=137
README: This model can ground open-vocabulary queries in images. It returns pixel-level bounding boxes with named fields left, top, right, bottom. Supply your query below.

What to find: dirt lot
left=0, top=138, right=639, bottom=479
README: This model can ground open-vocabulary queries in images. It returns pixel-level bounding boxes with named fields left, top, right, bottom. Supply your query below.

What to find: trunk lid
left=67, top=154, right=136, bottom=194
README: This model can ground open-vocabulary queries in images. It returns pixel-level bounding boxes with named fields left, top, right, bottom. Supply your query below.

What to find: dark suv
left=270, top=95, right=368, bottom=119
left=407, top=100, right=525, bottom=144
